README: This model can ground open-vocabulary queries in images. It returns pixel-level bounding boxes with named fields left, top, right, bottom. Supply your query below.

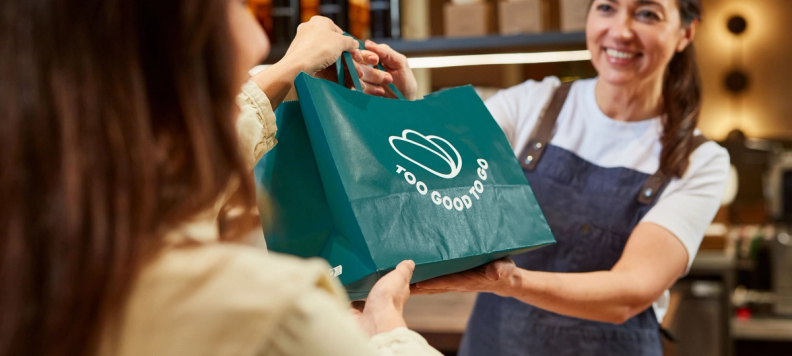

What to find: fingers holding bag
left=283, top=16, right=362, bottom=75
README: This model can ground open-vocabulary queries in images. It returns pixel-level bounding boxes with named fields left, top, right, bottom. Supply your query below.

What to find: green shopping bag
left=255, top=40, right=555, bottom=300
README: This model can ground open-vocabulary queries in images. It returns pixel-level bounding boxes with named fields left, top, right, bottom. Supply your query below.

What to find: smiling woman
left=588, top=0, right=703, bottom=178
left=406, top=0, right=732, bottom=355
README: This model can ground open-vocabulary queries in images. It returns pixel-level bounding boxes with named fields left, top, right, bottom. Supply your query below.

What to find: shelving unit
left=263, top=31, right=587, bottom=63
left=733, top=318, right=792, bottom=341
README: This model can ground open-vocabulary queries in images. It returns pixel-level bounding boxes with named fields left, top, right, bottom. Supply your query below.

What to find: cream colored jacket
left=100, top=82, right=442, bottom=356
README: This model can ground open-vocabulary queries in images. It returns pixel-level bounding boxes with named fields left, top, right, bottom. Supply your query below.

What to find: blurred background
left=248, top=0, right=792, bottom=355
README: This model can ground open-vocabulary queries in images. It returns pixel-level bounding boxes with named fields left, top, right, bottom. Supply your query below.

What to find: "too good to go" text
left=395, top=159, right=490, bottom=211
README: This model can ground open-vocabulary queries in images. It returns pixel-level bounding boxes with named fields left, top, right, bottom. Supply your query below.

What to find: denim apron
left=459, top=82, right=707, bottom=356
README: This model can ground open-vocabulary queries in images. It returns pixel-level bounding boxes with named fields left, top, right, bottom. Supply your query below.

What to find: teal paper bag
left=256, top=46, right=555, bottom=300
left=254, top=102, right=334, bottom=259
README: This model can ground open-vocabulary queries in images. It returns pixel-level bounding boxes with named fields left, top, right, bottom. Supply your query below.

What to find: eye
left=636, top=10, right=661, bottom=21
left=597, top=4, right=615, bottom=13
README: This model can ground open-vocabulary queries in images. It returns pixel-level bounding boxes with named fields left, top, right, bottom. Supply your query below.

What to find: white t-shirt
left=485, top=77, right=731, bottom=322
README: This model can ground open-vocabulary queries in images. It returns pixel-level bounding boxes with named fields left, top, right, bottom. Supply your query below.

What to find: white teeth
left=606, top=48, right=637, bottom=59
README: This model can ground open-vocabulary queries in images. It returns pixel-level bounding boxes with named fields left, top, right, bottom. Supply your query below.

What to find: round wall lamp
left=725, top=70, right=749, bottom=94
left=724, top=14, right=749, bottom=130
left=728, top=15, right=747, bottom=35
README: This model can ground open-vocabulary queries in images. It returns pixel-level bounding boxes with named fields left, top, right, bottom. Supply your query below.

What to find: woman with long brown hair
left=0, top=0, right=440, bottom=355
left=365, top=0, right=731, bottom=354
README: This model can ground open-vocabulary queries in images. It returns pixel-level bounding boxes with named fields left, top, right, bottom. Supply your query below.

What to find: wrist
left=268, top=59, right=304, bottom=81
left=494, top=268, right=523, bottom=298
left=247, top=59, right=304, bottom=109
left=361, top=303, right=407, bottom=337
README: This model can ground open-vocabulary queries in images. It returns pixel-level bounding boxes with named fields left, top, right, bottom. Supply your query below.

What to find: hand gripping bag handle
left=336, top=33, right=406, bottom=100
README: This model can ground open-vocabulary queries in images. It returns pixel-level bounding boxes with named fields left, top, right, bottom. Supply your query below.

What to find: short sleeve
left=641, top=143, right=731, bottom=270
left=237, top=80, right=278, bottom=170
left=484, top=77, right=560, bottom=155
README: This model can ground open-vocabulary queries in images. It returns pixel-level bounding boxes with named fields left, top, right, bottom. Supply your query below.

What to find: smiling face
left=586, top=0, right=694, bottom=87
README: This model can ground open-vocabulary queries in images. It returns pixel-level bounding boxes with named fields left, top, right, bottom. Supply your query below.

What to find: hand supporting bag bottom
left=286, top=47, right=555, bottom=300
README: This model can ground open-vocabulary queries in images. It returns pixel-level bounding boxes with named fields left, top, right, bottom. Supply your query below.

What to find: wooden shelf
left=733, top=317, right=792, bottom=341
left=263, top=31, right=587, bottom=63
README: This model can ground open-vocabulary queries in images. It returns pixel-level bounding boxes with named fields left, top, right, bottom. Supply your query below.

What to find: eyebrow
left=605, top=0, right=665, bottom=6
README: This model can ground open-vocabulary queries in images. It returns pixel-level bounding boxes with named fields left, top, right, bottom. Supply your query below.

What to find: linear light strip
left=406, top=50, right=592, bottom=69
left=249, top=50, right=592, bottom=76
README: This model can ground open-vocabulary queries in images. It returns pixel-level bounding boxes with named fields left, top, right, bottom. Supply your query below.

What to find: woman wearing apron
left=403, top=0, right=731, bottom=355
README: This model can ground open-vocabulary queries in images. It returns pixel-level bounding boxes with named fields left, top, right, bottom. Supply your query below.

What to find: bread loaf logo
left=388, top=130, right=462, bottom=179
left=389, top=129, right=490, bottom=211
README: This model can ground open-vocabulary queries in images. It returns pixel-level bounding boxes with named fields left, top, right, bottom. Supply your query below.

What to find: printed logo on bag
left=388, top=129, right=489, bottom=212
left=389, top=130, right=462, bottom=179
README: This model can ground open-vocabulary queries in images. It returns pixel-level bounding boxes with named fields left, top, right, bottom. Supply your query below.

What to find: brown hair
left=659, top=0, right=702, bottom=178
left=0, top=0, right=257, bottom=355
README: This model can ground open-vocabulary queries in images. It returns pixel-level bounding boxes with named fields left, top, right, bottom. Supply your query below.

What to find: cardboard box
left=560, top=0, right=590, bottom=32
left=498, top=0, right=543, bottom=35
left=444, top=2, right=492, bottom=38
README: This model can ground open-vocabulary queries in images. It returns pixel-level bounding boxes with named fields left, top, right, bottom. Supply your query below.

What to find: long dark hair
left=0, top=0, right=257, bottom=355
left=660, top=0, right=702, bottom=178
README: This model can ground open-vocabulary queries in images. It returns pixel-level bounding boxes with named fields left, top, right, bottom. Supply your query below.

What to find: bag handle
left=336, top=34, right=406, bottom=100
left=336, top=51, right=364, bottom=92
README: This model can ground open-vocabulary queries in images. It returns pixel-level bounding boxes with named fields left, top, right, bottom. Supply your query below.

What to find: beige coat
left=100, top=81, right=442, bottom=356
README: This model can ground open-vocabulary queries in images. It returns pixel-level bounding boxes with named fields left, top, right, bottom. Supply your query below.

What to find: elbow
left=600, top=304, right=646, bottom=325
left=604, top=289, right=664, bottom=325
left=602, top=309, right=635, bottom=325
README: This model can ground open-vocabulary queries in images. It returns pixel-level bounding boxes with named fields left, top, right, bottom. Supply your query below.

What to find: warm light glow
left=407, top=50, right=592, bottom=69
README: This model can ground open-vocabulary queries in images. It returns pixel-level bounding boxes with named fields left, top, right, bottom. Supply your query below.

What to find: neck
left=594, top=77, right=664, bottom=122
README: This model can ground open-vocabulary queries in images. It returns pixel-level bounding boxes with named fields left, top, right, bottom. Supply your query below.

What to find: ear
left=676, top=19, right=699, bottom=52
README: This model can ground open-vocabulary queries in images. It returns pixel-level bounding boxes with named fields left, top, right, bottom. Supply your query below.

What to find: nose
left=608, top=12, right=635, bottom=42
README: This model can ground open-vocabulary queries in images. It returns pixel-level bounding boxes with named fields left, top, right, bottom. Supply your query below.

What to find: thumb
left=393, top=260, right=416, bottom=284
left=485, top=263, right=501, bottom=281
left=342, top=35, right=360, bottom=53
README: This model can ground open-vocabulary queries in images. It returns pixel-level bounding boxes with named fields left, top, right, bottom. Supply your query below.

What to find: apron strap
left=660, top=326, right=679, bottom=342
left=637, top=135, right=710, bottom=205
left=520, top=81, right=573, bottom=171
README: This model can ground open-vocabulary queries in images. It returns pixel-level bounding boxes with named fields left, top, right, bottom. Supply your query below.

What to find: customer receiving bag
left=255, top=37, right=555, bottom=300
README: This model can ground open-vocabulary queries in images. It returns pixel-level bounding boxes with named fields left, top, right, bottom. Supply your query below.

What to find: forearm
left=506, top=269, right=660, bottom=324
left=249, top=60, right=303, bottom=110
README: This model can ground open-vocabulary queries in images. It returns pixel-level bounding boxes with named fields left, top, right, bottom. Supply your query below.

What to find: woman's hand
left=282, top=16, right=362, bottom=75
left=313, top=50, right=383, bottom=92
left=356, top=260, right=415, bottom=337
left=357, top=40, right=418, bottom=100
left=411, top=258, right=520, bottom=297
left=249, top=16, right=362, bottom=108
